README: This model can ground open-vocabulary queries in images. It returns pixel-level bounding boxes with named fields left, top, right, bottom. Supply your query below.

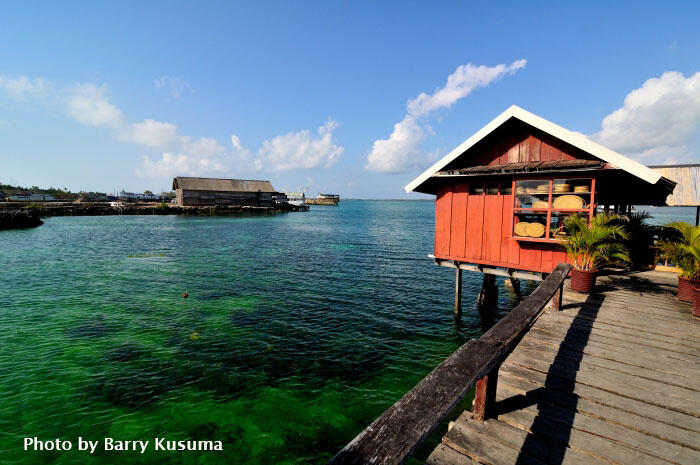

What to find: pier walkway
left=428, top=270, right=700, bottom=465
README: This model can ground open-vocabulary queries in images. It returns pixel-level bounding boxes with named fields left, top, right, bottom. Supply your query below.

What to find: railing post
left=552, top=282, right=563, bottom=311
left=472, top=365, right=499, bottom=421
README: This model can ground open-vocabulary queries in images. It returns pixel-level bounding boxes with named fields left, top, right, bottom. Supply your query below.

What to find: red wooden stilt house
left=405, top=106, right=676, bottom=283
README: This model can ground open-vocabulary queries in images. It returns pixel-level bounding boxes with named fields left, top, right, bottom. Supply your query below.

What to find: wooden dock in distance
left=429, top=270, right=700, bottom=465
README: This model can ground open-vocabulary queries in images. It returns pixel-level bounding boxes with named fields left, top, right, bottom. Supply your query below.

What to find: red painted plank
left=434, top=187, right=452, bottom=257
left=501, top=193, right=512, bottom=263
left=519, top=243, right=542, bottom=270
left=528, top=135, right=542, bottom=161
left=507, top=139, right=520, bottom=163
left=541, top=248, right=553, bottom=272
left=483, top=194, right=503, bottom=263
left=518, top=138, right=530, bottom=162
left=449, top=185, right=468, bottom=258
left=465, top=194, right=484, bottom=260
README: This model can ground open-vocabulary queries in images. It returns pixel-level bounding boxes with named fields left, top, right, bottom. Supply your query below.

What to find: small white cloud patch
left=154, top=76, right=190, bottom=98
left=592, top=71, right=700, bottom=164
left=66, top=83, right=125, bottom=128
left=366, top=60, right=527, bottom=174
left=256, top=119, right=343, bottom=171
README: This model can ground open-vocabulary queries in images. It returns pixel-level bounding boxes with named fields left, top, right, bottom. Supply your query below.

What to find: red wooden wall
left=434, top=184, right=570, bottom=273
left=433, top=125, right=585, bottom=273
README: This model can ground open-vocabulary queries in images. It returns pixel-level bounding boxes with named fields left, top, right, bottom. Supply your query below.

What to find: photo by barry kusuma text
left=24, top=437, right=224, bottom=453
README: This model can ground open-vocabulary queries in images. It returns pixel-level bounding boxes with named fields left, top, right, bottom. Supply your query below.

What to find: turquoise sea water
left=0, top=201, right=695, bottom=464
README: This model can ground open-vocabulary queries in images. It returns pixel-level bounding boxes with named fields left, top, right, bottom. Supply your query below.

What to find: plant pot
left=693, top=287, right=700, bottom=319
left=677, top=276, right=700, bottom=303
left=570, top=268, right=596, bottom=293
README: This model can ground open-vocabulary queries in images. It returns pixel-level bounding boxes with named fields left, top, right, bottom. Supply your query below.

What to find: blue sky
left=1, top=1, right=698, bottom=197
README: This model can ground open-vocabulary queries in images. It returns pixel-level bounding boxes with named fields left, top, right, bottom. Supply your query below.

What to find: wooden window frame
left=511, top=175, right=596, bottom=243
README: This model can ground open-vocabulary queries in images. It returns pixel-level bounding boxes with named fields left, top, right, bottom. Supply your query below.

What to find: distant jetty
left=0, top=202, right=306, bottom=229
left=0, top=209, right=43, bottom=230
left=305, top=194, right=340, bottom=206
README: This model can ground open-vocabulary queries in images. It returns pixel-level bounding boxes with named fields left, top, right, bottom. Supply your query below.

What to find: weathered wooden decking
left=428, top=270, right=700, bottom=465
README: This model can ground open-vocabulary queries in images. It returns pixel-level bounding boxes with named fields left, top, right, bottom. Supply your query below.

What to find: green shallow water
left=1, top=201, right=693, bottom=464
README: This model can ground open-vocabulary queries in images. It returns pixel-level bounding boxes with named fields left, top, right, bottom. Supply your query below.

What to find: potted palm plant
left=562, top=213, right=630, bottom=293
left=658, top=222, right=700, bottom=303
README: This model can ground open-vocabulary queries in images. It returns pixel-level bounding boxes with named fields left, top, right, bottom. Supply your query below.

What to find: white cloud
left=256, top=119, right=343, bottom=171
left=66, top=83, right=124, bottom=128
left=231, top=134, right=243, bottom=150
left=366, top=59, right=527, bottom=174
left=592, top=71, right=700, bottom=164
left=0, top=75, right=51, bottom=100
left=154, top=76, right=190, bottom=98
left=126, top=119, right=179, bottom=147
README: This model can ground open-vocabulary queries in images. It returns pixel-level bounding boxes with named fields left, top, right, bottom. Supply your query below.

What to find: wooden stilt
left=454, top=267, right=462, bottom=319
left=508, top=277, right=523, bottom=302
left=477, top=274, right=498, bottom=308
left=696, top=206, right=699, bottom=226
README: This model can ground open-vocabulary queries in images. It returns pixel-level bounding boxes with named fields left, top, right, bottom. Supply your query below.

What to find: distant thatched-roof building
left=172, top=176, right=277, bottom=207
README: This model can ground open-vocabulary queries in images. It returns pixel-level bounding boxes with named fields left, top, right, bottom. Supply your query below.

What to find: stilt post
left=473, top=366, right=499, bottom=421
left=477, top=273, right=498, bottom=308
left=696, top=206, right=699, bottom=226
left=454, top=266, right=462, bottom=319
left=508, top=277, right=523, bottom=302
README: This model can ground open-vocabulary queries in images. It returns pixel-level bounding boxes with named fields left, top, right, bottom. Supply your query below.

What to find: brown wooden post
left=473, top=366, right=499, bottom=421
left=695, top=206, right=699, bottom=226
left=552, top=282, right=563, bottom=311
left=509, top=277, right=523, bottom=302
left=454, top=266, right=462, bottom=319
left=477, top=273, right=498, bottom=308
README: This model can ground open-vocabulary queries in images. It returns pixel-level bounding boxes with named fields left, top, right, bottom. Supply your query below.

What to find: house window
left=513, top=177, right=595, bottom=241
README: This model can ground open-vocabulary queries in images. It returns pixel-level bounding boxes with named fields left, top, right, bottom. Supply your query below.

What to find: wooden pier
left=329, top=267, right=700, bottom=465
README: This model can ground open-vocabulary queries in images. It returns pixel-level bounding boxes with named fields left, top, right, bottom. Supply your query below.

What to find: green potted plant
left=562, top=213, right=630, bottom=293
left=658, top=222, right=700, bottom=303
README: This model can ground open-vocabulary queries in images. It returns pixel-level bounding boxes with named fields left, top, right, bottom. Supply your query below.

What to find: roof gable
left=405, top=105, right=663, bottom=193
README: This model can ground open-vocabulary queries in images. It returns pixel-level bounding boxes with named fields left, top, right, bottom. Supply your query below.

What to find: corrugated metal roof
left=172, top=177, right=276, bottom=193
left=649, top=164, right=700, bottom=206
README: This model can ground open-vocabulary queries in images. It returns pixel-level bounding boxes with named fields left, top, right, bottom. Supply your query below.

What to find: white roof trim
left=404, top=105, right=662, bottom=193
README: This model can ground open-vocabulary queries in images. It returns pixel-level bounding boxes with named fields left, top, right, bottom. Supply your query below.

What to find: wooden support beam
left=472, top=366, right=499, bottom=421
left=454, top=267, right=462, bottom=319
left=696, top=205, right=699, bottom=226
left=430, top=256, right=543, bottom=282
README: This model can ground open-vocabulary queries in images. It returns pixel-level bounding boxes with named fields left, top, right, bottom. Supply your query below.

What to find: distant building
left=172, top=177, right=277, bottom=207
left=284, top=192, right=306, bottom=206
left=118, top=190, right=161, bottom=201
left=8, top=193, right=55, bottom=202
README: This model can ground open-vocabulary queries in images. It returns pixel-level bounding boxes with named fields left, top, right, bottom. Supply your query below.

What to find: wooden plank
left=449, top=185, right=468, bottom=258
left=514, top=336, right=700, bottom=391
left=442, top=421, right=547, bottom=465
left=465, top=194, right=484, bottom=260
left=500, top=193, right=512, bottom=264
left=496, top=379, right=700, bottom=451
left=545, top=311, right=700, bottom=352
left=522, top=329, right=700, bottom=380
left=528, top=136, right=542, bottom=162
left=329, top=265, right=572, bottom=465
left=426, top=444, right=481, bottom=465
left=503, top=350, right=700, bottom=410
left=519, top=137, right=530, bottom=163
left=499, top=362, right=700, bottom=418
left=534, top=315, right=700, bottom=358
left=483, top=194, right=503, bottom=263
left=435, top=187, right=452, bottom=257
left=497, top=403, right=699, bottom=465
left=446, top=415, right=608, bottom=465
